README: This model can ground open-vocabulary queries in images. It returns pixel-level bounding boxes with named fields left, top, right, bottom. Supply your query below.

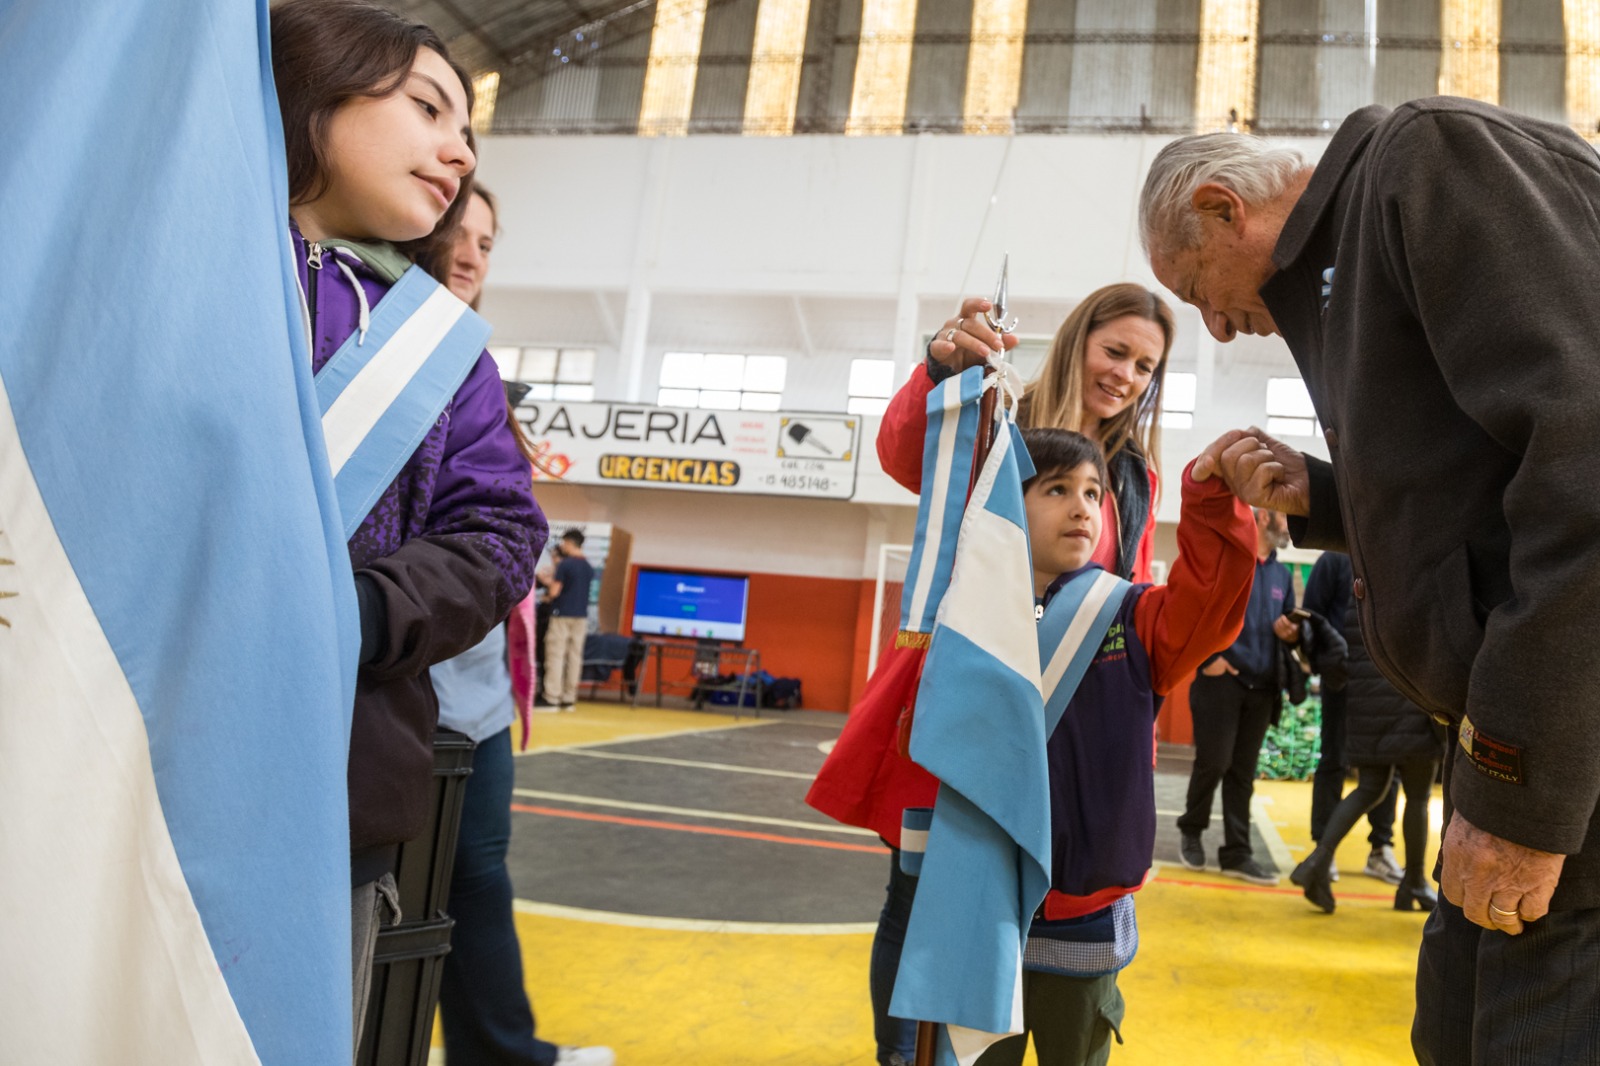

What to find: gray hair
left=1138, top=134, right=1307, bottom=257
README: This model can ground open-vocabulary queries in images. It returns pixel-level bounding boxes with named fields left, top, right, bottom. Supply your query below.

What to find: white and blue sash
left=313, top=264, right=490, bottom=538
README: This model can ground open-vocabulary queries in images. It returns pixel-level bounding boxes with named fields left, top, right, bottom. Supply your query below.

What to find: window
left=847, top=358, right=895, bottom=415
left=491, top=346, right=597, bottom=402
left=658, top=352, right=786, bottom=411
left=1266, top=376, right=1319, bottom=437
left=1160, top=371, right=1197, bottom=430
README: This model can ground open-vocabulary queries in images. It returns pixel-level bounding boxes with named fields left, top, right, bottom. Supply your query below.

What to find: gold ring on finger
left=945, top=328, right=957, bottom=342
left=1489, top=903, right=1520, bottom=922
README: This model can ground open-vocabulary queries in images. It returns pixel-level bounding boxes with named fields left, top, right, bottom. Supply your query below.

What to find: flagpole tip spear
left=966, top=255, right=1016, bottom=499
left=982, top=254, right=1017, bottom=337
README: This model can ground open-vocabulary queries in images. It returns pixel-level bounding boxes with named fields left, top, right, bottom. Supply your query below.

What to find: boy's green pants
left=974, top=970, right=1126, bottom=1066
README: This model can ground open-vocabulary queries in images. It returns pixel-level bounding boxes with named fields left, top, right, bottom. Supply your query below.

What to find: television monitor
left=631, top=569, right=751, bottom=643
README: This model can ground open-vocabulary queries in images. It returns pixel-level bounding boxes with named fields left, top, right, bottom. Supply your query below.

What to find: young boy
left=976, top=428, right=1256, bottom=1066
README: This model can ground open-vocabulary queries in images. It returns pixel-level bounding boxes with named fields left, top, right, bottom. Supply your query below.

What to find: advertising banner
left=519, top=401, right=862, bottom=500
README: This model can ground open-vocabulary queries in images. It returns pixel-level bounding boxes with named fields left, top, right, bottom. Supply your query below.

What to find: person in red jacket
left=808, top=283, right=1177, bottom=1066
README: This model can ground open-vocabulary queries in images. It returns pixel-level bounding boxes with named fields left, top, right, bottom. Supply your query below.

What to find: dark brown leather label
left=1459, top=716, right=1525, bottom=785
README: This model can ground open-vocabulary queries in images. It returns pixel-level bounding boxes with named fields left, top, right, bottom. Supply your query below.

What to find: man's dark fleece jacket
left=1260, top=97, right=1600, bottom=908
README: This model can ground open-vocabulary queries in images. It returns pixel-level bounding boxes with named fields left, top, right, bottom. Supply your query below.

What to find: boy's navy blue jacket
left=1038, top=465, right=1256, bottom=919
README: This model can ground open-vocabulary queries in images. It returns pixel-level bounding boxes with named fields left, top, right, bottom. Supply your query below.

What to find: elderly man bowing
left=1138, top=97, right=1600, bottom=1065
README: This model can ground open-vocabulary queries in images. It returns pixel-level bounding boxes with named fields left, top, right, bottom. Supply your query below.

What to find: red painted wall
left=624, top=565, right=868, bottom=713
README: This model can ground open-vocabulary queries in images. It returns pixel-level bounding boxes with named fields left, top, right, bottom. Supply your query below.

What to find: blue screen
left=631, top=570, right=750, bottom=642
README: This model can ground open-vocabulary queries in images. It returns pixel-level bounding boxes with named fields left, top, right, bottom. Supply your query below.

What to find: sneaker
left=1179, top=832, right=1206, bottom=871
left=1365, top=845, right=1404, bottom=885
left=531, top=704, right=564, bottom=715
left=1330, top=865, right=1340, bottom=883
left=1220, top=858, right=1280, bottom=886
left=554, top=1048, right=615, bottom=1066
left=560, top=703, right=578, bottom=713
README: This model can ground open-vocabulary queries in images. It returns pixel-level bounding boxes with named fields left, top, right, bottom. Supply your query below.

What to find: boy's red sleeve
left=876, top=365, right=938, bottom=492
left=1132, top=461, right=1256, bottom=695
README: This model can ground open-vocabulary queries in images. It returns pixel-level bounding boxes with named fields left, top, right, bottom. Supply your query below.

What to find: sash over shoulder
left=313, top=264, right=492, bottom=538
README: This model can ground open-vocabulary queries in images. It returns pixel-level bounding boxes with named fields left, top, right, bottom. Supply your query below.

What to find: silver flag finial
left=983, top=253, right=1018, bottom=335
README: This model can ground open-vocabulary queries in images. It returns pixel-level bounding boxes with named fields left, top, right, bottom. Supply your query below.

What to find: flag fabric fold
left=0, top=2, right=357, bottom=1063
left=888, top=372, right=1129, bottom=1065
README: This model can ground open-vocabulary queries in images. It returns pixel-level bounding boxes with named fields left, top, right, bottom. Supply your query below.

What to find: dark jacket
left=1342, top=608, right=1445, bottom=767
left=1262, top=98, right=1600, bottom=906
left=294, top=231, right=545, bottom=862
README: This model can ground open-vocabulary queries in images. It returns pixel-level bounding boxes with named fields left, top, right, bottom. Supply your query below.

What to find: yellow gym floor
left=429, top=703, right=1440, bottom=1065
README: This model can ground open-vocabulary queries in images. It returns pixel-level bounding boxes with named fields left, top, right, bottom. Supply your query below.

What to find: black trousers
left=1317, top=759, right=1436, bottom=873
left=1310, top=686, right=1398, bottom=847
left=1414, top=899, right=1600, bottom=1064
left=1178, top=673, right=1278, bottom=867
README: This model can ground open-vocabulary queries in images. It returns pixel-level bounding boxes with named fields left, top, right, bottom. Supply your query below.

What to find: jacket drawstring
left=334, top=256, right=371, bottom=345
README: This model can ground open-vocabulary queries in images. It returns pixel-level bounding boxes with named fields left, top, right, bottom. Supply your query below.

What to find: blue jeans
left=438, top=727, right=560, bottom=1066
left=870, top=847, right=919, bottom=1065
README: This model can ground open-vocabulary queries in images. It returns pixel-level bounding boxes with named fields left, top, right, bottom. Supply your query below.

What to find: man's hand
left=1441, top=812, right=1566, bottom=935
left=1192, top=428, right=1312, bottom=516
left=1200, top=657, right=1238, bottom=677
left=1272, top=615, right=1300, bottom=644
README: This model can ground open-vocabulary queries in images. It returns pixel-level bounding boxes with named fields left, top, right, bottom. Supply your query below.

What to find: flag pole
left=914, top=256, right=1017, bottom=1066
left=967, top=254, right=1013, bottom=498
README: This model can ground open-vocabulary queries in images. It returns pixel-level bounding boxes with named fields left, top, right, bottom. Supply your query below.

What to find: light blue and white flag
left=889, top=374, right=1128, bottom=1065
left=0, top=3, right=357, bottom=1064
left=898, top=368, right=987, bottom=640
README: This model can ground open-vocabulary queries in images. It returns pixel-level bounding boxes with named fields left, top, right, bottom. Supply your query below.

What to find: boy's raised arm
left=1133, top=460, right=1257, bottom=694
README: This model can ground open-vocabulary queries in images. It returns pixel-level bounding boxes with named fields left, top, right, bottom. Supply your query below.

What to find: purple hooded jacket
left=294, top=227, right=547, bottom=864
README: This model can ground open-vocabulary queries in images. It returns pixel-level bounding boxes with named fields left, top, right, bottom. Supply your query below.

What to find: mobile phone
left=1289, top=608, right=1312, bottom=622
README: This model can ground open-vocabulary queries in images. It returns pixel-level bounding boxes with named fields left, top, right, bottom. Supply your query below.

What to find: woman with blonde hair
left=808, top=282, right=1176, bottom=1066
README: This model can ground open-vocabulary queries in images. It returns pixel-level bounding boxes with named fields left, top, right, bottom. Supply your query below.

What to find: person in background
left=1290, top=551, right=1444, bottom=915
left=1175, top=508, right=1300, bottom=886
left=1303, top=549, right=1402, bottom=886
left=809, top=284, right=1174, bottom=1066
left=540, top=529, right=594, bottom=712
left=430, top=187, right=615, bottom=1066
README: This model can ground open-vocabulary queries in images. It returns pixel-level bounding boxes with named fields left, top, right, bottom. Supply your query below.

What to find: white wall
left=478, top=131, right=1335, bottom=578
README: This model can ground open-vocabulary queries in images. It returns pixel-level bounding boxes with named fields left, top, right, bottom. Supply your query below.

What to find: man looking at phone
left=1177, top=508, right=1301, bottom=884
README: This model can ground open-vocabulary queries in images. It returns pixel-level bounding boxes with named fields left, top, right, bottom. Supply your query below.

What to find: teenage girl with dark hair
left=269, top=0, right=545, bottom=1044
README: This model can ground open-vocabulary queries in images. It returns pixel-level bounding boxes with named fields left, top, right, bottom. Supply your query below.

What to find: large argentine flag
left=0, top=3, right=358, bottom=1064
left=889, top=407, right=1049, bottom=1066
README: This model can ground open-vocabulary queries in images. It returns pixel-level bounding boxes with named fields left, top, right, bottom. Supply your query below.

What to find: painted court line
left=512, top=898, right=876, bottom=936
left=1251, top=792, right=1296, bottom=874
left=511, top=788, right=878, bottom=837
left=516, top=718, right=776, bottom=757
left=554, top=747, right=817, bottom=780
left=1149, top=862, right=1395, bottom=901
left=511, top=803, right=889, bottom=855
